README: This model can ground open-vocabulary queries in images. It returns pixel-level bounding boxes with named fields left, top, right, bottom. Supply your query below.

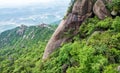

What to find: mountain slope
left=41, top=0, right=120, bottom=73
left=0, top=24, right=57, bottom=73
left=40, top=16, right=120, bottom=73
left=0, top=0, right=120, bottom=73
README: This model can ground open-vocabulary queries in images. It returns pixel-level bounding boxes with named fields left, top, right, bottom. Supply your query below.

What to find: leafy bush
left=107, top=0, right=120, bottom=12
left=103, top=64, right=119, bottom=73
left=112, top=16, right=120, bottom=32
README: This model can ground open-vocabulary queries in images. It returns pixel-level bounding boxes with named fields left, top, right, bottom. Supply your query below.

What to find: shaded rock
left=93, top=0, right=111, bottom=19
left=21, top=44, right=25, bottom=48
left=118, top=66, right=120, bottom=72
left=105, top=0, right=112, bottom=3
left=42, top=20, right=68, bottom=60
left=38, top=23, right=50, bottom=28
left=61, top=64, right=69, bottom=73
left=72, top=0, right=93, bottom=15
left=16, top=25, right=27, bottom=36
left=70, top=58, right=79, bottom=67
left=111, top=10, right=118, bottom=16
left=42, top=0, right=93, bottom=60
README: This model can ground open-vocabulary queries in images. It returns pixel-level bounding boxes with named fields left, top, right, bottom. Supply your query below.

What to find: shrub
left=107, top=0, right=120, bottom=11
left=112, top=16, right=120, bottom=32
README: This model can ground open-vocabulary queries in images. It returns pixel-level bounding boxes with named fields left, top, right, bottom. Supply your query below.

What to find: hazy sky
left=0, top=0, right=70, bottom=33
left=0, top=0, right=70, bottom=8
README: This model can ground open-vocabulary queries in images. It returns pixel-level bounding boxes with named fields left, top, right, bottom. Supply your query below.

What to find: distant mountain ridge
left=0, top=0, right=70, bottom=33
left=0, top=24, right=57, bottom=73
left=0, top=24, right=57, bottom=48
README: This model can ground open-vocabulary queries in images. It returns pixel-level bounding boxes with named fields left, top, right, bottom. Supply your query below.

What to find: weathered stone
left=42, top=0, right=93, bottom=60
left=111, top=10, right=118, bottom=16
left=72, top=0, right=93, bottom=15
left=16, top=25, right=27, bottom=36
left=105, top=0, right=112, bottom=3
left=62, top=64, right=69, bottom=73
left=118, top=66, right=120, bottom=72
left=93, top=0, right=111, bottom=19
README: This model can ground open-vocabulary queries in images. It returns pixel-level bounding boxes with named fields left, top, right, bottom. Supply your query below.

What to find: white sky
left=0, top=0, right=57, bottom=7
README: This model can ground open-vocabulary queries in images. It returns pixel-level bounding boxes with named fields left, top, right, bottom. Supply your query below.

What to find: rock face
left=93, top=0, right=111, bottom=19
left=16, top=25, right=27, bottom=36
left=62, top=64, right=69, bottom=73
left=118, top=66, right=120, bottom=72
left=42, top=0, right=113, bottom=60
left=42, top=0, right=93, bottom=60
left=72, top=0, right=93, bottom=15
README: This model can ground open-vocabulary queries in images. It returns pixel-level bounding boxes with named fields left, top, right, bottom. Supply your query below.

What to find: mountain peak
left=16, top=25, right=27, bottom=36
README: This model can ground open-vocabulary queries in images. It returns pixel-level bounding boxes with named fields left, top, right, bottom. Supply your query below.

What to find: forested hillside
left=0, top=0, right=120, bottom=73
left=0, top=24, right=57, bottom=73
left=41, top=0, right=120, bottom=73
left=41, top=16, right=120, bottom=73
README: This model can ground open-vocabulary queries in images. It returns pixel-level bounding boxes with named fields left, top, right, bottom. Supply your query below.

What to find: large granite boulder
left=42, top=0, right=93, bottom=60
left=72, top=0, right=93, bottom=15
left=93, top=0, right=111, bottom=19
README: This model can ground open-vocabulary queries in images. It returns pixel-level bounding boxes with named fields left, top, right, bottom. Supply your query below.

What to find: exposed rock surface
left=42, top=0, right=93, bottom=60
left=16, top=25, right=27, bottom=36
left=62, top=64, right=69, bottom=73
left=42, top=0, right=113, bottom=60
left=105, top=0, right=112, bottom=3
left=72, top=0, right=93, bottom=15
left=37, top=23, right=50, bottom=28
left=118, top=66, right=120, bottom=72
left=93, top=0, right=111, bottom=19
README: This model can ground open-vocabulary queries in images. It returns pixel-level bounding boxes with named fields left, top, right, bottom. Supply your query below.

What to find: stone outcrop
left=93, top=0, right=111, bottom=19
left=16, top=25, right=27, bottom=36
left=62, top=64, right=69, bottom=73
left=72, top=0, right=93, bottom=15
left=118, top=66, right=120, bottom=72
left=42, top=0, right=113, bottom=60
left=42, top=0, right=93, bottom=60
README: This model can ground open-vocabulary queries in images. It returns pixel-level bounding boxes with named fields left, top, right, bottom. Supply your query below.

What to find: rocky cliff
left=42, top=0, right=119, bottom=60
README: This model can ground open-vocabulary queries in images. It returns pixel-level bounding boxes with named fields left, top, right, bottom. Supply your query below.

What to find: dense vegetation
left=1, top=16, right=120, bottom=73
left=40, top=16, right=120, bottom=73
left=0, top=24, right=57, bottom=73
left=0, top=0, right=120, bottom=73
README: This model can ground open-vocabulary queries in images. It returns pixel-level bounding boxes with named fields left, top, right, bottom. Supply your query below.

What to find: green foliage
left=96, top=17, right=113, bottom=29
left=66, top=43, right=108, bottom=73
left=107, top=0, right=120, bottom=11
left=39, top=16, right=120, bottom=73
left=1, top=12, right=120, bottom=73
left=112, top=16, right=120, bottom=32
left=103, top=64, right=119, bottom=73
left=0, top=25, right=57, bottom=73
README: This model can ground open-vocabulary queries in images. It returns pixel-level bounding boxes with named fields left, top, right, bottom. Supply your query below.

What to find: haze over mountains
left=0, top=0, right=70, bottom=33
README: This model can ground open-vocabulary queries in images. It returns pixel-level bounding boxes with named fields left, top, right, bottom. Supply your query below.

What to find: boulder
left=93, top=0, right=111, bottom=19
left=118, top=66, right=120, bottom=72
left=72, top=0, right=93, bottom=15
left=111, top=10, right=118, bottom=16
left=16, top=25, right=27, bottom=36
left=42, top=0, right=93, bottom=60
left=105, top=0, right=112, bottom=3
left=61, top=64, right=69, bottom=73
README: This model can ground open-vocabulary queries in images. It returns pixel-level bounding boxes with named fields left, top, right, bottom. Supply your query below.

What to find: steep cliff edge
left=43, top=0, right=93, bottom=60
left=42, top=0, right=119, bottom=60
